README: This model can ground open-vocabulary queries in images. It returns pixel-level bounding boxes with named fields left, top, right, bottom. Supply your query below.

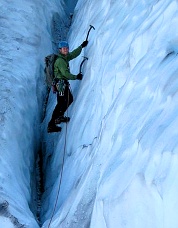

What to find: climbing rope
left=47, top=87, right=70, bottom=228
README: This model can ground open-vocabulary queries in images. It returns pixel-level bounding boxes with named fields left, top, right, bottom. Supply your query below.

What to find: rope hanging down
left=47, top=88, right=70, bottom=228
left=47, top=56, right=88, bottom=227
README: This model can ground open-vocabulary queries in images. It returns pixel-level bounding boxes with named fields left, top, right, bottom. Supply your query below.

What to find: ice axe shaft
left=85, top=25, right=95, bottom=41
left=79, top=56, right=88, bottom=74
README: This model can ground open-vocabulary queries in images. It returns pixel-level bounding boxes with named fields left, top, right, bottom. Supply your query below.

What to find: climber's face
left=60, top=47, right=69, bottom=55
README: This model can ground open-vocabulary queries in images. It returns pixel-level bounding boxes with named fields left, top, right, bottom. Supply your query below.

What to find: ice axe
left=79, top=56, right=88, bottom=74
left=85, top=25, right=95, bottom=41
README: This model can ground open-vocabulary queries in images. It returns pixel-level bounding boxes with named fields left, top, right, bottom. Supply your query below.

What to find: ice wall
left=1, top=0, right=178, bottom=227
left=42, top=0, right=178, bottom=228
left=0, top=0, right=67, bottom=227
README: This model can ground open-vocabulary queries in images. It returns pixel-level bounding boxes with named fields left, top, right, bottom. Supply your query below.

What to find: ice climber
left=47, top=40, right=88, bottom=133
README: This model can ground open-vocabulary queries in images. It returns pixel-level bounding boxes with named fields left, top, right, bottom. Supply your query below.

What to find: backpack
left=44, top=54, right=58, bottom=87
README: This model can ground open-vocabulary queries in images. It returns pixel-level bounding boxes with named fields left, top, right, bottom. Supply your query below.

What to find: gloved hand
left=81, top=40, right=88, bottom=48
left=76, top=73, right=83, bottom=80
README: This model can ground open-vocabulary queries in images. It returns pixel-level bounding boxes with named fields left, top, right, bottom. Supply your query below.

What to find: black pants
left=49, top=85, right=73, bottom=125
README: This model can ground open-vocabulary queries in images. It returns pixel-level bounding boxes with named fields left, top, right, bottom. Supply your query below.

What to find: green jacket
left=54, top=45, right=82, bottom=80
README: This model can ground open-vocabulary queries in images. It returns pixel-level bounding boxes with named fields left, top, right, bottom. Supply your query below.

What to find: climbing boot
left=55, top=116, right=70, bottom=124
left=47, top=124, right=61, bottom=133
